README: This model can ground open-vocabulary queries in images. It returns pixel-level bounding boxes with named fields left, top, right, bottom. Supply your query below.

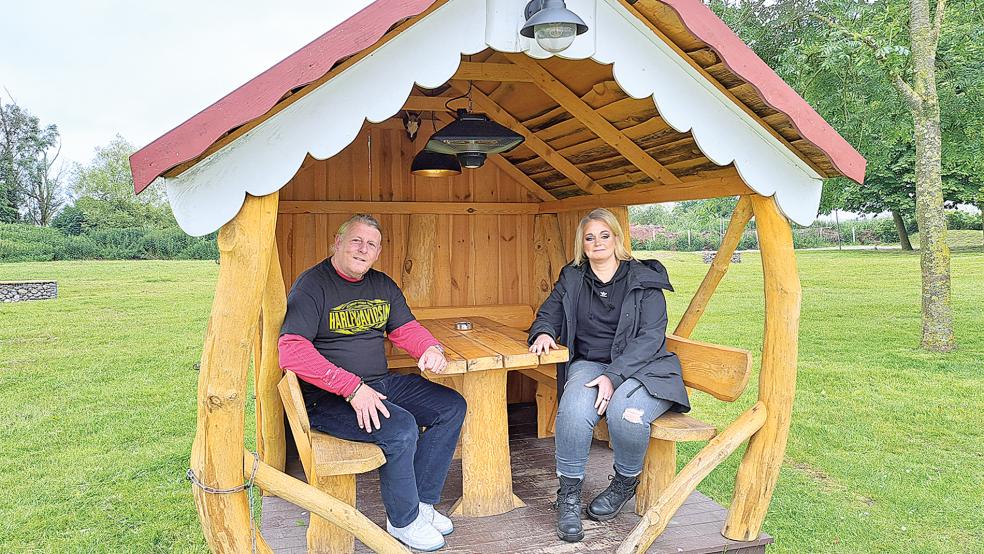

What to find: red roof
left=130, top=0, right=864, bottom=194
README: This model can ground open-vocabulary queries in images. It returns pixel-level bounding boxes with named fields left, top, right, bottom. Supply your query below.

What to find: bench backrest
left=666, top=335, right=751, bottom=402
left=411, top=303, right=750, bottom=402
left=412, top=303, right=535, bottom=329
left=278, top=371, right=315, bottom=480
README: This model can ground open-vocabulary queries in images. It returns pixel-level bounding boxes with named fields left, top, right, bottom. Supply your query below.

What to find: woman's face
left=582, top=220, right=616, bottom=264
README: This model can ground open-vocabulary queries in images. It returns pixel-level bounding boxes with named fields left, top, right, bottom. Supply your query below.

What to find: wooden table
left=387, top=317, right=569, bottom=517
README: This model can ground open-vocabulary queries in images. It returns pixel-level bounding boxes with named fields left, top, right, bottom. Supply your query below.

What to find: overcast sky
left=0, top=0, right=374, bottom=169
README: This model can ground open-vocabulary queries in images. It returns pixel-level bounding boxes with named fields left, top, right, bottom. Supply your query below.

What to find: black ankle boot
left=555, top=475, right=584, bottom=542
left=587, top=469, right=639, bottom=521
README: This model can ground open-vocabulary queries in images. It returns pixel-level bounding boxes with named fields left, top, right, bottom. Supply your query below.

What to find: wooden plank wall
left=275, top=122, right=543, bottom=401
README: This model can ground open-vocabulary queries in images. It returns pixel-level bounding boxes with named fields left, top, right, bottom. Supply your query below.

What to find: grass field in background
left=1, top=251, right=982, bottom=553
left=910, top=229, right=984, bottom=249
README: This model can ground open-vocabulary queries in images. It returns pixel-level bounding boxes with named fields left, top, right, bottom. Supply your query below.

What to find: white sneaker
left=386, top=510, right=446, bottom=552
left=420, top=502, right=454, bottom=536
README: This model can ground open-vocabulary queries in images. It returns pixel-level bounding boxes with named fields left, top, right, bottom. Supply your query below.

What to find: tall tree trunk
left=906, top=0, right=954, bottom=351
left=892, top=210, right=913, bottom=250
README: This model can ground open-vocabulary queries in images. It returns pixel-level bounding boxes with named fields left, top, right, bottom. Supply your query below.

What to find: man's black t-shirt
left=280, top=258, right=415, bottom=396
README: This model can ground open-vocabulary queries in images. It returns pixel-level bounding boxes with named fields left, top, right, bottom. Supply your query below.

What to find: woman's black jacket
left=528, top=258, right=690, bottom=413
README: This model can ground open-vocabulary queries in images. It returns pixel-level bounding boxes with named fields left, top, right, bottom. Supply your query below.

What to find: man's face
left=333, top=222, right=382, bottom=278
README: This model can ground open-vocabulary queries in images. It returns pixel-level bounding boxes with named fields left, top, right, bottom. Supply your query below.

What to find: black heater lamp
left=425, top=109, right=524, bottom=169
left=411, top=149, right=462, bottom=177
left=521, top=0, right=588, bottom=53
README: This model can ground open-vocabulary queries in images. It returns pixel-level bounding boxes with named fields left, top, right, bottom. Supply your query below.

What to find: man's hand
left=349, top=384, right=390, bottom=432
left=529, top=333, right=559, bottom=355
left=585, top=374, right=615, bottom=416
left=418, top=345, right=448, bottom=374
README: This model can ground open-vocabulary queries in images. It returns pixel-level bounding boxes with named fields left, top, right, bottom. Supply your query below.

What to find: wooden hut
left=130, top=1, right=865, bottom=552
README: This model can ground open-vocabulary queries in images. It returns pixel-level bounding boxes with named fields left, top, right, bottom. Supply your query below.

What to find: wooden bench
left=518, top=334, right=752, bottom=516
left=278, top=371, right=386, bottom=554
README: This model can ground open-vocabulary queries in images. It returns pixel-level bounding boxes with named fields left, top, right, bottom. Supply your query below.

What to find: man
left=279, top=214, right=466, bottom=552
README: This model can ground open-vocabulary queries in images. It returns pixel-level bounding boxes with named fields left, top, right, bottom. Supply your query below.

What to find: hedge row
left=0, top=224, right=218, bottom=263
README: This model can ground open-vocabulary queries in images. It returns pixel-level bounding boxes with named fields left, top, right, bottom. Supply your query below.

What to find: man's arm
left=278, top=334, right=362, bottom=398
left=388, top=320, right=441, bottom=359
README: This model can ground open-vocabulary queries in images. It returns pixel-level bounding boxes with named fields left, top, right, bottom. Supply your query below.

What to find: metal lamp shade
left=411, top=149, right=462, bottom=177
left=520, top=0, right=588, bottom=53
left=425, top=109, right=524, bottom=157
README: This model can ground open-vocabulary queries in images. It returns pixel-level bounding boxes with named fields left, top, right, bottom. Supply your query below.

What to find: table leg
left=450, top=368, right=525, bottom=517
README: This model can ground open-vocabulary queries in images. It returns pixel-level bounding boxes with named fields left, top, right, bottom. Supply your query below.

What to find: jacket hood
left=628, top=258, right=674, bottom=292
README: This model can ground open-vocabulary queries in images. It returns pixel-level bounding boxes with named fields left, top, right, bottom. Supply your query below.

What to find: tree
left=0, top=94, right=62, bottom=224
left=708, top=0, right=979, bottom=351
left=69, top=136, right=173, bottom=231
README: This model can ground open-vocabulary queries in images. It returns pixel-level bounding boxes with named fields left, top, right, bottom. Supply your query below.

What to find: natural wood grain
left=724, top=195, right=802, bottom=541
left=619, top=402, right=768, bottom=554
left=675, top=196, right=753, bottom=338
left=537, top=176, right=752, bottom=212
left=247, top=450, right=409, bottom=554
left=190, top=192, right=279, bottom=553
left=278, top=200, right=539, bottom=215
left=257, top=242, right=287, bottom=478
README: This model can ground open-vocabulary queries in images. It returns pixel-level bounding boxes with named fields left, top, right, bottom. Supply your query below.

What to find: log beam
left=191, top=192, right=279, bottom=553
left=452, top=61, right=532, bottom=82
left=504, top=54, right=682, bottom=187
left=538, top=175, right=751, bottom=212
left=618, top=401, right=768, bottom=554
left=257, top=241, right=288, bottom=483
left=449, top=81, right=607, bottom=195
left=674, top=196, right=753, bottom=338
left=246, top=451, right=410, bottom=554
left=278, top=200, right=541, bottom=215
left=723, top=195, right=802, bottom=540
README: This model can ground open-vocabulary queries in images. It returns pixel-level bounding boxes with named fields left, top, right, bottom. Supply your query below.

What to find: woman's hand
left=585, top=375, right=614, bottom=416
left=529, top=334, right=559, bottom=355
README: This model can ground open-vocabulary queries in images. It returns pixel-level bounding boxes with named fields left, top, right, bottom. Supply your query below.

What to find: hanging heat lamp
left=424, top=108, right=524, bottom=170
left=521, top=0, right=588, bottom=54
left=410, top=149, right=462, bottom=177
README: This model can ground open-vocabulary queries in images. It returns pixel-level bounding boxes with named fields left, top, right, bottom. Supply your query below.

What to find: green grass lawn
left=1, top=251, right=982, bottom=553
left=910, top=229, right=984, bottom=249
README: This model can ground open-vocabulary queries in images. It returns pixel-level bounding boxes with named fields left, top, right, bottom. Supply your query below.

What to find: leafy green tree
left=69, top=136, right=173, bottom=231
left=51, top=204, right=86, bottom=235
left=709, top=0, right=979, bottom=350
left=0, top=94, right=62, bottom=224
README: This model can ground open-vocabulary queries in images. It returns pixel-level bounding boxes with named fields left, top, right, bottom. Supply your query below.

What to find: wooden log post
left=531, top=214, right=566, bottom=437
left=190, top=192, right=279, bottom=553
left=402, top=214, right=439, bottom=307
left=609, top=205, right=633, bottom=256
left=723, top=195, right=802, bottom=540
left=256, top=242, right=288, bottom=485
left=618, top=402, right=767, bottom=554
left=635, top=439, right=674, bottom=516
left=246, top=450, right=410, bottom=554
left=674, top=196, right=752, bottom=339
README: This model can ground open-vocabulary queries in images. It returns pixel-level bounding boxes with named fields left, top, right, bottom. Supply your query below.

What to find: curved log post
left=246, top=451, right=410, bottom=554
left=403, top=214, right=438, bottom=307
left=190, top=192, right=279, bottom=553
left=257, top=242, right=287, bottom=478
left=723, top=195, right=802, bottom=540
left=617, top=402, right=767, bottom=554
left=674, top=196, right=753, bottom=338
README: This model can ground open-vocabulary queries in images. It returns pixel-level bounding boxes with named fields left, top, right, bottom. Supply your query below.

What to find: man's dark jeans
left=306, top=372, right=467, bottom=527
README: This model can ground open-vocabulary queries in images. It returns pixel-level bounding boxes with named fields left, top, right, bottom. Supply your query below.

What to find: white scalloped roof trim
left=160, top=0, right=822, bottom=236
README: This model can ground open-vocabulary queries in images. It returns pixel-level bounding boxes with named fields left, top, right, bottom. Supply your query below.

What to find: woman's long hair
left=572, top=208, right=633, bottom=266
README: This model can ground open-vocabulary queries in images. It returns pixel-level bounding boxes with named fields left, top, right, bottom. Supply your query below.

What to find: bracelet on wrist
left=345, top=381, right=363, bottom=403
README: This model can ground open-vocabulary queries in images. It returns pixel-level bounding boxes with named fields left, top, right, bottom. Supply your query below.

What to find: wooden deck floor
left=261, top=405, right=772, bottom=553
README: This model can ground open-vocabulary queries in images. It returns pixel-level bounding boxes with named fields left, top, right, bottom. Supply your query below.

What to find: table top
left=387, top=317, right=569, bottom=374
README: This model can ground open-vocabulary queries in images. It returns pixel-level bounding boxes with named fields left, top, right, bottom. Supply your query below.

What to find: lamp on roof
left=425, top=109, right=524, bottom=170
left=521, top=0, right=588, bottom=54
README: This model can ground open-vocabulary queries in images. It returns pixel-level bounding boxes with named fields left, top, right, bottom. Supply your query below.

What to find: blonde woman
left=528, top=208, right=690, bottom=542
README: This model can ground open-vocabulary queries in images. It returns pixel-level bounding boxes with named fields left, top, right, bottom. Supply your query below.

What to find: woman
left=528, top=208, right=690, bottom=542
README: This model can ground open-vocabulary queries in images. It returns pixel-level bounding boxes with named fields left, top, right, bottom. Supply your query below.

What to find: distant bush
left=947, top=210, right=982, bottom=231
left=0, top=223, right=218, bottom=262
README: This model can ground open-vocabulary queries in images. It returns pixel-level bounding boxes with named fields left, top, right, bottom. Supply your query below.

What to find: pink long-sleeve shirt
left=278, top=317, right=441, bottom=398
